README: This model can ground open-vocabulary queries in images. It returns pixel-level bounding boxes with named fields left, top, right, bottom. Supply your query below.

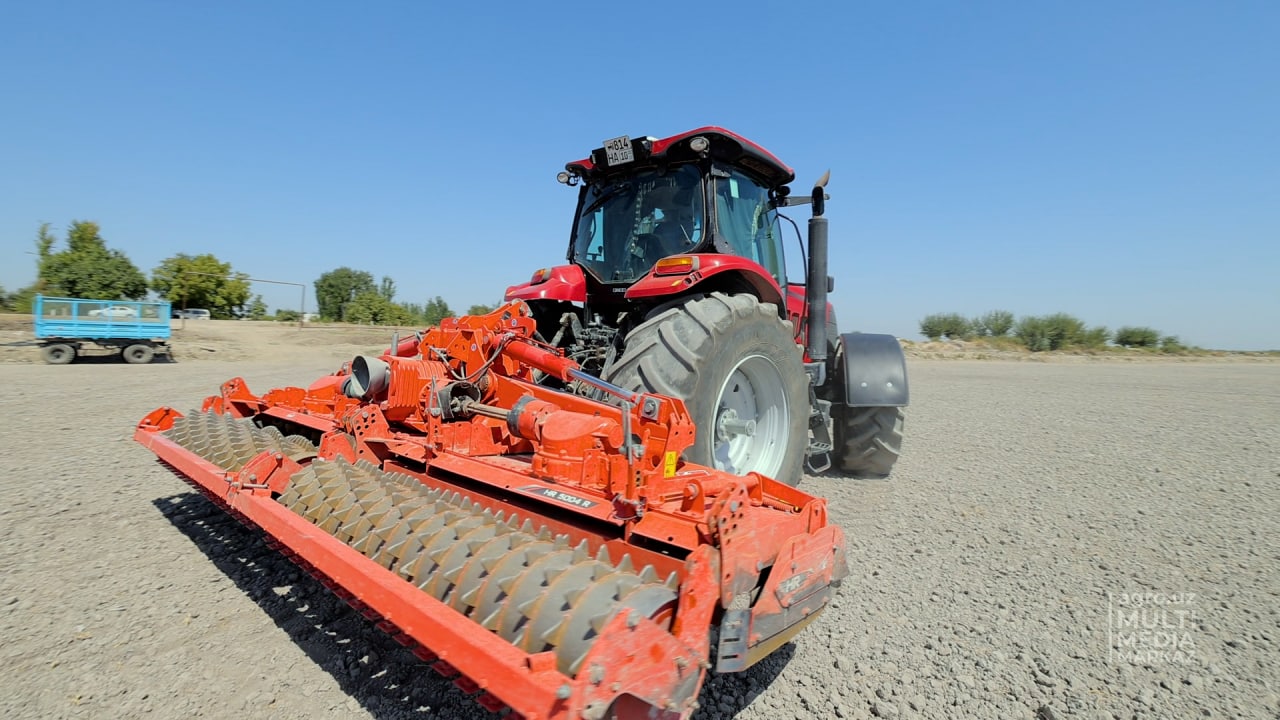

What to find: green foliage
left=421, top=296, right=453, bottom=326
left=401, top=297, right=454, bottom=326
left=1114, top=326, right=1160, bottom=348
left=151, top=253, right=251, bottom=318
left=466, top=303, right=497, bottom=316
left=345, top=291, right=414, bottom=326
left=974, top=310, right=1015, bottom=337
left=275, top=308, right=302, bottom=322
left=37, top=221, right=148, bottom=300
left=246, top=295, right=269, bottom=320
left=1081, top=326, right=1111, bottom=349
left=919, top=312, right=972, bottom=340
left=1159, top=335, right=1186, bottom=352
left=315, top=267, right=376, bottom=321
left=1013, top=313, right=1103, bottom=351
left=6, top=284, right=42, bottom=313
left=1014, top=316, right=1052, bottom=351
left=379, top=276, right=396, bottom=301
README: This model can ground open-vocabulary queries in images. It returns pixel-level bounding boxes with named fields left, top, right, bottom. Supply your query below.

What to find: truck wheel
left=604, top=293, right=808, bottom=486
left=834, top=405, right=904, bottom=478
left=42, top=344, right=76, bottom=365
left=123, top=344, right=155, bottom=364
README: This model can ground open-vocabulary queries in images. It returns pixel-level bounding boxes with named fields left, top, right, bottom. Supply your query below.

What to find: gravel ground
left=1, top=357, right=1277, bottom=719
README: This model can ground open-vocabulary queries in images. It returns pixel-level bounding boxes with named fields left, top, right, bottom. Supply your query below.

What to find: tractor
left=506, top=127, right=908, bottom=486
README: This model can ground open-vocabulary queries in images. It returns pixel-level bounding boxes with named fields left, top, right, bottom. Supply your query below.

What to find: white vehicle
left=172, top=309, right=211, bottom=320
left=88, top=305, right=138, bottom=318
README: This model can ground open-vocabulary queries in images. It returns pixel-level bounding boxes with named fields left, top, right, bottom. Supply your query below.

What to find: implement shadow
left=690, top=644, right=795, bottom=719
left=151, top=491, right=485, bottom=720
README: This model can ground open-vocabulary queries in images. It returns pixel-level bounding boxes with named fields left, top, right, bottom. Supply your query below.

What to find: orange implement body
left=134, top=301, right=846, bottom=720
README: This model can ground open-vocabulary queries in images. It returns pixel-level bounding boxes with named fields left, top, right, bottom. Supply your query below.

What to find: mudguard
left=839, top=332, right=909, bottom=407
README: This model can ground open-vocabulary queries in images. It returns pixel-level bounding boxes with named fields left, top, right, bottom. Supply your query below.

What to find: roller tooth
left=440, top=566, right=464, bottom=584
left=538, top=619, right=564, bottom=645
left=638, top=565, right=658, bottom=583
left=595, top=546, right=612, bottom=565
left=516, top=597, right=540, bottom=617
left=552, top=535, right=569, bottom=549
left=571, top=540, right=590, bottom=563
left=479, top=610, right=501, bottom=632
left=665, top=572, right=680, bottom=590
left=535, top=526, right=552, bottom=541
left=458, top=586, right=481, bottom=607
left=496, top=574, right=519, bottom=594
left=519, top=519, right=536, bottom=535
left=564, top=587, right=586, bottom=605
left=591, top=563, right=611, bottom=581
left=616, top=555, right=634, bottom=574
left=589, top=611, right=614, bottom=634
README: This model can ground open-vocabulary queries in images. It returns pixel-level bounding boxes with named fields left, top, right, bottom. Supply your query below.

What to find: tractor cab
left=560, top=128, right=795, bottom=293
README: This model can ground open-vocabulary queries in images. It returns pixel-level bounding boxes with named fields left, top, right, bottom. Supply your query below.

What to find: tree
left=345, top=291, right=414, bottom=325
left=1114, top=326, right=1160, bottom=348
left=379, top=276, right=396, bottom=302
left=246, top=295, right=269, bottom=320
left=37, top=221, right=148, bottom=300
left=151, top=253, right=252, bottom=319
left=422, top=296, right=453, bottom=326
left=919, top=313, right=971, bottom=340
left=974, top=310, right=1015, bottom=337
left=466, top=303, right=497, bottom=316
left=314, top=267, right=375, bottom=321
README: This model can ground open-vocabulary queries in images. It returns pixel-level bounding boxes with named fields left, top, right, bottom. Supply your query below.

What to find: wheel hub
left=711, top=354, right=788, bottom=478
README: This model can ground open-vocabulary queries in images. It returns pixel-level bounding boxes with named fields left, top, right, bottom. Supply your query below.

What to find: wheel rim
left=711, top=354, right=789, bottom=478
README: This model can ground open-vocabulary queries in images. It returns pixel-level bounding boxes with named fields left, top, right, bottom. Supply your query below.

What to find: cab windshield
left=572, top=164, right=704, bottom=284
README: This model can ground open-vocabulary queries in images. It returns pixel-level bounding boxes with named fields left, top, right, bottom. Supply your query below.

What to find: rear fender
left=504, top=265, right=587, bottom=303
left=839, top=332, right=909, bottom=406
left=624, top=254, right=784, bottom=309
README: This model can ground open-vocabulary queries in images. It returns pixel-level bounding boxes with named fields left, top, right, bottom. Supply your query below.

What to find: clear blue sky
left=2, top=1, right=1277, bottom=349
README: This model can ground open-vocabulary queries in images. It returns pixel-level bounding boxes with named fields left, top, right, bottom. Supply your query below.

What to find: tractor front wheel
left=604, top=293, right=808, bottom=486
left=834, top=405, right=904, bottom=478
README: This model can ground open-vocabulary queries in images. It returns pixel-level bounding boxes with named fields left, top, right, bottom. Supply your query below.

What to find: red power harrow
left=135, top=301, right=846, bottom=719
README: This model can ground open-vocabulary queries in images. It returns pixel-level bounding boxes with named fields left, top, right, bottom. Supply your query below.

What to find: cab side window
left=714, top=169, right=785, bottom=286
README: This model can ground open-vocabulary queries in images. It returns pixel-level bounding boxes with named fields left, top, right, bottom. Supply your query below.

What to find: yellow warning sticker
left=664, top=451, right=678, bottom=477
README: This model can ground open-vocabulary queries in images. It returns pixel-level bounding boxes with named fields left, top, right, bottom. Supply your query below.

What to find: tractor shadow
left=152, top=491, right=485, bottom=719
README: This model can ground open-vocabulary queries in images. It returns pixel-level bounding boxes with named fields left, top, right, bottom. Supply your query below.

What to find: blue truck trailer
left=34, top=295, right=172, bottom=364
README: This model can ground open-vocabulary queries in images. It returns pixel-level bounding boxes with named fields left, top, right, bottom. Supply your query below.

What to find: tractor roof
left=567, top=127, right=796, bottom=188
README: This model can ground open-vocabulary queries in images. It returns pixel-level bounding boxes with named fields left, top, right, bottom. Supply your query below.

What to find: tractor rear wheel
left=834, top=405, right=904, bottom=478
left=123, top=343, right=155, bottom=364
left=604, top=293, right=808, bottom=486
left=42, top=343, right=76, bottom=365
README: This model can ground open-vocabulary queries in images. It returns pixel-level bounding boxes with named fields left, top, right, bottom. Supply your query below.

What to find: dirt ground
left=1, top=319, right=1277, bottom=719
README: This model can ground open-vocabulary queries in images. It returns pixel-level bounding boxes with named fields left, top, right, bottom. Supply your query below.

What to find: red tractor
left=506, top=127, right=908, bottom=486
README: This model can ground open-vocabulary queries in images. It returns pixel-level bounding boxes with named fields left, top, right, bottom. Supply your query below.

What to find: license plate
left=603, top=135, right=634, bottom=166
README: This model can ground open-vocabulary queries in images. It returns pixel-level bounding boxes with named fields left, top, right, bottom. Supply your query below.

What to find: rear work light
left=530, top=268, right=551, bottom=285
